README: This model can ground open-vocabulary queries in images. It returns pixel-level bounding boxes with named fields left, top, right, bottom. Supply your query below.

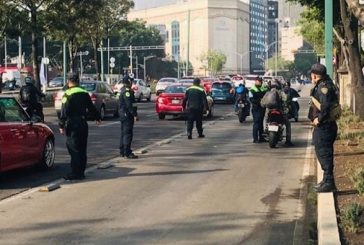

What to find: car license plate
left=172, top=99, right=180, bottom=104
left=216, top=97, right=224, bottom=100
left=238, top=104, right=245, bottom=108
left=268, top=125, right=279, bottom=132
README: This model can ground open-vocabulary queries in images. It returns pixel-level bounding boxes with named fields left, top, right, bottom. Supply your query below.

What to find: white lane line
left=292, top=127, right=313, bottom=245
left=99, top=121, right=120, bottom=127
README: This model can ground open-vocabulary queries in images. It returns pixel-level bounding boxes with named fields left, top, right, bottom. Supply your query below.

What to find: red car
left=201, top=77, right=219, bottom=94
left=155, top=84, right=214, bottom=120
left=0, top=95, right=55, bottom=173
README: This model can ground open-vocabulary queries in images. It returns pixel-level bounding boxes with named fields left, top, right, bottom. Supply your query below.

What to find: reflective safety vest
left=62, top=87, right=88, bottom=104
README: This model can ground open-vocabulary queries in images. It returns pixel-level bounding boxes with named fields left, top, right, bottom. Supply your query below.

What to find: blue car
left=211, top=81, right=235, bottom=104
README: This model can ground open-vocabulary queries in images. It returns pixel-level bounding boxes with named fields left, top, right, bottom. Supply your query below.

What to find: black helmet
left=24, top=77, right=32, bottom=84
left=122, top=75, right=134, bottom=84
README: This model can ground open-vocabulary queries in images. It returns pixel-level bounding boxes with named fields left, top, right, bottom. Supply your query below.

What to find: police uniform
left=308, top=64, right=339, bottom=192
left=182, top=79, right=208, bottom=139
left=249, top=79, right=268, bottom=143
left=119, top=77, right=138, bottom=158
left=59, top=75, right=100, bottom=180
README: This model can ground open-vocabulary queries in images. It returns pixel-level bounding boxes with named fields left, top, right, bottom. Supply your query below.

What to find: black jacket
left=59, top=86, right=100, bottom=129
left=182, top=85, right=208, bottom=111
left=308, top=76, right=338, bottom=123
left=19, top=83, right=44, bottom=105
left=119, top=87, right=138, bottom=118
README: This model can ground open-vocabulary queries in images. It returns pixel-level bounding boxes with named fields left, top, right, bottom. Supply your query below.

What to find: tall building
left=128, top=0, right=250, bottom=75
left=250, top=0, right=268, bottom=74
left=267, top=1, right=278, bottom=59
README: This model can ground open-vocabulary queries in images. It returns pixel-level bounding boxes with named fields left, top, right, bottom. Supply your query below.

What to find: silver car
left=155, top=77, right=178, bottom=95
left=54, top=81, right=119, bottom=120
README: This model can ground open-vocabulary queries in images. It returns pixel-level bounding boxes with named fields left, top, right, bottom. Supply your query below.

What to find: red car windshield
left=164, top=86, right=188, bottom=94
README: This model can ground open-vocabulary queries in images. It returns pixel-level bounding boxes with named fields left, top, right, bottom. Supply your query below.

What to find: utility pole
left=129, top=45, right=133, bottom=75
left=100, top=40, right=104, bottom=82
left=63, top=41, right=67, bottom=83
left=18, top=36, right=22, bottom=70
left=325, top=0, right=333, bottom=77
left=4, top=36, right=7, bottom=69
left=186, top=10, right=191, bottom=76
left=107, top=37, right=110, bottom=82
left=136, top=56, right=138, bottom=79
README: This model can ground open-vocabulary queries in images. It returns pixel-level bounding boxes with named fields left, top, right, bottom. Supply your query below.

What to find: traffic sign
left=110, top=57, right=115, bottom=63
left=110, top=62, right=115, bottom=68
left=42, top=57, right=50, bottom=65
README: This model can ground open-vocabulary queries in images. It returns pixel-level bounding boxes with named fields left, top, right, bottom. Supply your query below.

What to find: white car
left=113, top=79, right=152, bottom=102
left=155, top=77, right=178, bottom=95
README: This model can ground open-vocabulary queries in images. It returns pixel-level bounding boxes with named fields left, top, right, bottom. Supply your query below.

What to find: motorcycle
left=236, top=99, right=249, bottom=123
left=265, top=108, right=285, bottom=148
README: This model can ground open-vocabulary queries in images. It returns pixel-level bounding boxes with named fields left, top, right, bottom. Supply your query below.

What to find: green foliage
left=350, top=168, right=364, bottom=195
left=200, top=50, right=227, bottom=76
left=340, top=203, right=364, bottom=234
left=297, top=8, right=324, bottom=55
left=337, top=106, right=364, bottom=140
left=294, top=50, right=317, bottom=75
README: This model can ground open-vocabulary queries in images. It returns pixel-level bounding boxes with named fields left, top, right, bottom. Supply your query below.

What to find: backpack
left=262, top=90, right=280, bottom=109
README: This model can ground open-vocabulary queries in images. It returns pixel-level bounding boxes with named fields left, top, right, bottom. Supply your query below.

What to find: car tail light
left=90, top=93, right=97, bottom=103
left=158, top=97, right=168, bottom=104
left=132, top=86, right=139, bottom=91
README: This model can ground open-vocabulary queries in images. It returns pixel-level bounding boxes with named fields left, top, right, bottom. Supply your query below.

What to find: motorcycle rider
left=261, top=80, right=294, bottom=147
left=283, top=81, right=300, bottom=121
left=19, top=77, right=45, bottom=121
left=234, top=82, right=249, bottom=112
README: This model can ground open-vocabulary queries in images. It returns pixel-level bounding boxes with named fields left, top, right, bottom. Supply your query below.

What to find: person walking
left=59, top=73, right=101, bottom=180
left=249, top=76, right=268, bottom=143
left=182, top=78, right=208, bottom=139
left=309, top=63, right=340, bottom=193
left=119, top=75, right=139, bottom=159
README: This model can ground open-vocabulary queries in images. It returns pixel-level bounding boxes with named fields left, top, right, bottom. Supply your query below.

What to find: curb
left=317, top=162, right=341, bottom=245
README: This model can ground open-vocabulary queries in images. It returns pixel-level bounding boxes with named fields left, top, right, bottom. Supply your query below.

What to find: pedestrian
left=309, top=63, right=340, bottom=193
left=182, top=78, right=208, bottom=139
left=59, top=73, right=101, bottom=180
left=119, top=75, right=139, bottom=159
left=249, top=76, right=268, bottom=143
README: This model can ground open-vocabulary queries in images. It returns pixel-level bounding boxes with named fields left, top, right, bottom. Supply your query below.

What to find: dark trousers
left=252, top=108, right=265, bottom=141
left=66, top=120, right=88, bottom=176
left=313, top=122, right=338, bottom=183
left=120, top=117, right=134, bottom=156
left=187, top=109, right=203, bottom=136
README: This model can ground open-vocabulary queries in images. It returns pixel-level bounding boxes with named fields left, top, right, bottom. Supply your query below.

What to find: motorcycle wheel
left=268, top=131, right=278, bottom=148
left=238, top=111, right=245, bottom=123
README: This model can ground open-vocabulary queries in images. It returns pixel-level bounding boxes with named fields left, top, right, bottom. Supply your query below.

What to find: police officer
left=59, top=73, right=101, bottom=180
left=249, top=76, right=268, bottom=143
left=182, top=78, right=208, bottom=139
left=19, top=76, right=45, bottom=121
left=119, top=75, right=139, bottom=159
left=309, top=63, right=339, bottom=192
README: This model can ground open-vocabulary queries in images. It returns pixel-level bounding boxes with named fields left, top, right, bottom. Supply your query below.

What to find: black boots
left=314, top=175, right=336, bottom=193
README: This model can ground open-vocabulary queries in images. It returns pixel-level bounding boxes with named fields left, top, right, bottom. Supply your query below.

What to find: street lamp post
left=143, top=55, right=155, bottom=81
left=77, top=51, right=89, bottom=79
left=234, top=50, right=252, bottom=74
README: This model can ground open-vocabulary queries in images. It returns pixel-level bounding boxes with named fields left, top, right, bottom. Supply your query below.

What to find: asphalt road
left=0, top=100, right=234, bottom=200
left=0, top=86, right=314, bottom=244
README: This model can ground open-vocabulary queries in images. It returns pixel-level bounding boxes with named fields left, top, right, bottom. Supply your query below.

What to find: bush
left=340, top=203, right=364, bottom=233
left=350, top=167, right=364, bottom=195
left=338, top=106, right=364, bottom=140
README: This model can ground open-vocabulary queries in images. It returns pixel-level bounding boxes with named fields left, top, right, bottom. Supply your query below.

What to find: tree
left=7, top=0, right=54, bottom=88
left=46, top=0, right=104, bottom=72
left=84, top=0, right=134, bottom=78
left=200, top=50, right=226, bottom=76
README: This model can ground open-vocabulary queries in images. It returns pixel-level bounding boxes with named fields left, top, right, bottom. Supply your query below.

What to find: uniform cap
left=193, top=78, right=201, bottom=85
left=255, top=76, right=263, bottom=82
left=310, top=63, right=327, bottom=76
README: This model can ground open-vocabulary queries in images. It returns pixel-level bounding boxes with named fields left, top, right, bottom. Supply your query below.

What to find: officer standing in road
left=59, top=73, right=101, bottom=180
left=182, top=78, right=208, bottom=139
left=119, top=75, right=139, bottom=159
left=309, top=63, right=340, bottom=193
left=249, top=76, right=268, bottom=143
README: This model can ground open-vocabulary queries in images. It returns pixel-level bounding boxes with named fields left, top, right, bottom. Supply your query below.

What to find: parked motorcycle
left=236, top=99, right=249, bottom=123
left=265, top=108, right=285, bottom=148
